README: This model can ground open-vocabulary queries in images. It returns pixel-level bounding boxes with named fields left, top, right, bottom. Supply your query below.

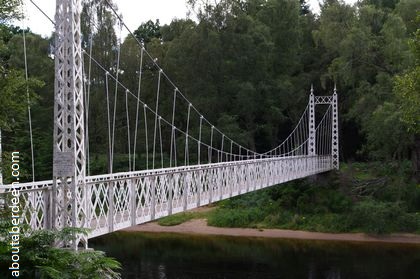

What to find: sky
left=21, top=0, right=191, bottom=37
left=21, top=0, right=358, bottom=38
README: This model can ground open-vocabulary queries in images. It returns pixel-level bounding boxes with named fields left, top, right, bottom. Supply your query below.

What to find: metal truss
left=0, top=0, right=340, bottom=245
left=52, top=0, right=87, bottom=249
left=308, top=88, right=316, bottom=155
left=332, top=90, right=339, bottom=169
left=314, top=96, right=333, bottom=105
left=0, top=85, right=340, bottom=241
left=0, top=156, right=333, bottom=238
left=309, top=89, right=339, bottom=168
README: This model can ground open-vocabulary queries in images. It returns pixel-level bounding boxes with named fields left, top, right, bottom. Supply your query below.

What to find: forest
left=0, top=1, right=419, bottom=277
left=1, top=0, right=419, bottom=234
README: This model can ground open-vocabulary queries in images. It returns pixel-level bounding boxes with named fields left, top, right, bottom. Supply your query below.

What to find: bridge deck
left=0, top=155, right=332, bottom=239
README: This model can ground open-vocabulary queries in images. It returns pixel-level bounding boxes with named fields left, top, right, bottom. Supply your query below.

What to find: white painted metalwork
left=1, top=155, right=333, bottom=239
left=0, top=0, right=341, bottom=248
left=308, top=86, right=316, bottom=155
left=1, top=87, right=337, bottom=237
left=314, top=96, right=333, bottom=105
left=52, top=0, right=87, bottom=248
left=332, top=87, right=339, bottom=169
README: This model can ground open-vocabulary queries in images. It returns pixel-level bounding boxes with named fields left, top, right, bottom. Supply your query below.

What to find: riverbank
left=123, top=218, right=420, bottom=244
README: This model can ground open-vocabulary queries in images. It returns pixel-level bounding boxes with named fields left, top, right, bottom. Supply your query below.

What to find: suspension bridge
left=0, top=0, right=339, bottom=248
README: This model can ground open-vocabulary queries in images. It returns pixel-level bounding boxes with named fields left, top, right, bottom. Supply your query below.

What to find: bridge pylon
left=308, top=85, right=316, bottom=156
left=309, top=85, right=339, bottom=170
left=332, top=86, right=339, bottom=170
left=52, top=0, right=87, bottom=249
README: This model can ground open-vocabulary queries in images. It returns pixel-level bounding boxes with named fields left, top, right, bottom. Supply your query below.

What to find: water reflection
left=90, top=232, right=420, bottom=279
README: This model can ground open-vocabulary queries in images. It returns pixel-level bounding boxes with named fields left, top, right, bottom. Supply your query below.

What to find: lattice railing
left=0, top=155, right=333, bottom=238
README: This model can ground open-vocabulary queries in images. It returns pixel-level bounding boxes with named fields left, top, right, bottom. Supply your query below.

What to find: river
left=90, top=232, right=420, bottom=279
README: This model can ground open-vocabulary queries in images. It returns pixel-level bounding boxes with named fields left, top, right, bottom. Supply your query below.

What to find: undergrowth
left=159, top=162, right=420, bottom=234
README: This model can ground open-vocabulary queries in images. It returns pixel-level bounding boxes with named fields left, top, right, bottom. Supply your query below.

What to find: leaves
left=0, top=68, right=42, bottom=131
left=36, top=249, right=121, bottom=279
left=1, top=0, right=419, bottom=177
left=0, top=200, right=122, bottom=279
left=394, top=68, right=420, bottom=134
left=134, top=19, right=161, bottom=43
left=0, top=0, right=22, bottom=23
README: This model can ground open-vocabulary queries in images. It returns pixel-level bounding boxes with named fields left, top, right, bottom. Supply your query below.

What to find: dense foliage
left=0, top=0, right=419, bottom=233
left=0, top=2, right=121, bottom=278
left=1, top=0, right=419, bottom=181
left=206, top=162, right=420, bottom=233
left=0, top=202, right=122, bottom=278
left=0, top=2, right=418, bottom=277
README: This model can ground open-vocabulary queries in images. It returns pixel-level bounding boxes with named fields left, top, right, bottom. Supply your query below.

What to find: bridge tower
left=52, top=0, right=87, bottom=248
left=332, top=86, right=339, bottom=169
left=308, top=85, right=316, bottom=156
left=309, top=85, right=339, bottom=170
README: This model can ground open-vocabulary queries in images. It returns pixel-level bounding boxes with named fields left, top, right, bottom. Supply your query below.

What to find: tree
left=314, top=0, right=416, bottom=162
left=0, top=68, right=41, bottom=131
left=0, top=2, right=29, bottom=131
left=81, top=0, right=119, bottom=173
left=393, top=15, right=420, bottom=180
left=0, top=0, right=21, bottom=23
left=134, top=19, right=161, bottom=43
left=364, top=102, right=412, bottom=160
left=0, top=23, right=44, bottom=182
left=6, top=31, right=53, bottom=180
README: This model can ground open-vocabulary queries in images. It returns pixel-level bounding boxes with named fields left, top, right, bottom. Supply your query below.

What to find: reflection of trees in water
left=90, top=232, right=420, bottom=279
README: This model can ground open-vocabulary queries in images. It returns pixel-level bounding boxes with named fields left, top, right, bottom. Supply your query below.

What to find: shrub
left=349, top=199, right=418, bottom=234
left=263, top=211, right=294, bottom=227
left=0, top=228, right=122, bottom=279
left=325, top=191, right=353, bottom=213
left=207, top=207, right=265, bottom=228
left=0, top=198, right=121, bottom=279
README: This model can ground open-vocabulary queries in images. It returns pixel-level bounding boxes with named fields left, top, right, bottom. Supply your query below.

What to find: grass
left=343, top=162, right=376, bottom=180
left=157, top=162, right=420, bottom=235
left=157, top=210, right=212, bottom=226
left=214, top=162, right=420, bottom=234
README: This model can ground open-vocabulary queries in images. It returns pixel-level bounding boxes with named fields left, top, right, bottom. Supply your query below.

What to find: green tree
left=6, top=32, right=53, bottom=180
left=81, top=0, right=119, bottom=173
left=364, top=102, right=412, bottom=160
left=0, top=23, right=44, bottom=182
left=314, top=0, right=415, bottom=162
left=393, top=15, right=420, bottom=180
left=134, top=19, right=161, bottom=43
left=0, top=0, right=21, bottom=23
left=0, top=68, right=41, bottom=131
left=0, top=2, right=31, bottom=131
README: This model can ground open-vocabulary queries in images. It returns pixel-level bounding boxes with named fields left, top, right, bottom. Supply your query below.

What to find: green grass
left=203, top=162, right=420, bottom=234
left=345, top=162, right=376, bottom=180
left=207, top=207, right=266, bottom=228
left=259, top=212, right=351, bottom=233
left=157, top=162, right=420, bottom=234
left=157, top=211, right=211, bottom=226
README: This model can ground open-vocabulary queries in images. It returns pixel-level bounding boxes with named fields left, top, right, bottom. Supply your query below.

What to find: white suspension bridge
left=0, top=0, right=339, bottom=248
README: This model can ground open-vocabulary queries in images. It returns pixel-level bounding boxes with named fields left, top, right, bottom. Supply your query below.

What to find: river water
left=90, top=232, right=420, bottom=279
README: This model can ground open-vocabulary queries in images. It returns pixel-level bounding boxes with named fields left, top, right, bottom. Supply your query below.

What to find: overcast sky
left=21, top=0, right=357, bottom=38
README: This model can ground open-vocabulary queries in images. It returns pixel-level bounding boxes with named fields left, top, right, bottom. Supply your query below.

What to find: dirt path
left=123, top=218, right=420, bottom=244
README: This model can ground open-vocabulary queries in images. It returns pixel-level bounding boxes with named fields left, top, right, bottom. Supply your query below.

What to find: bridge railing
left=0, top=155, right=333, bottom=238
